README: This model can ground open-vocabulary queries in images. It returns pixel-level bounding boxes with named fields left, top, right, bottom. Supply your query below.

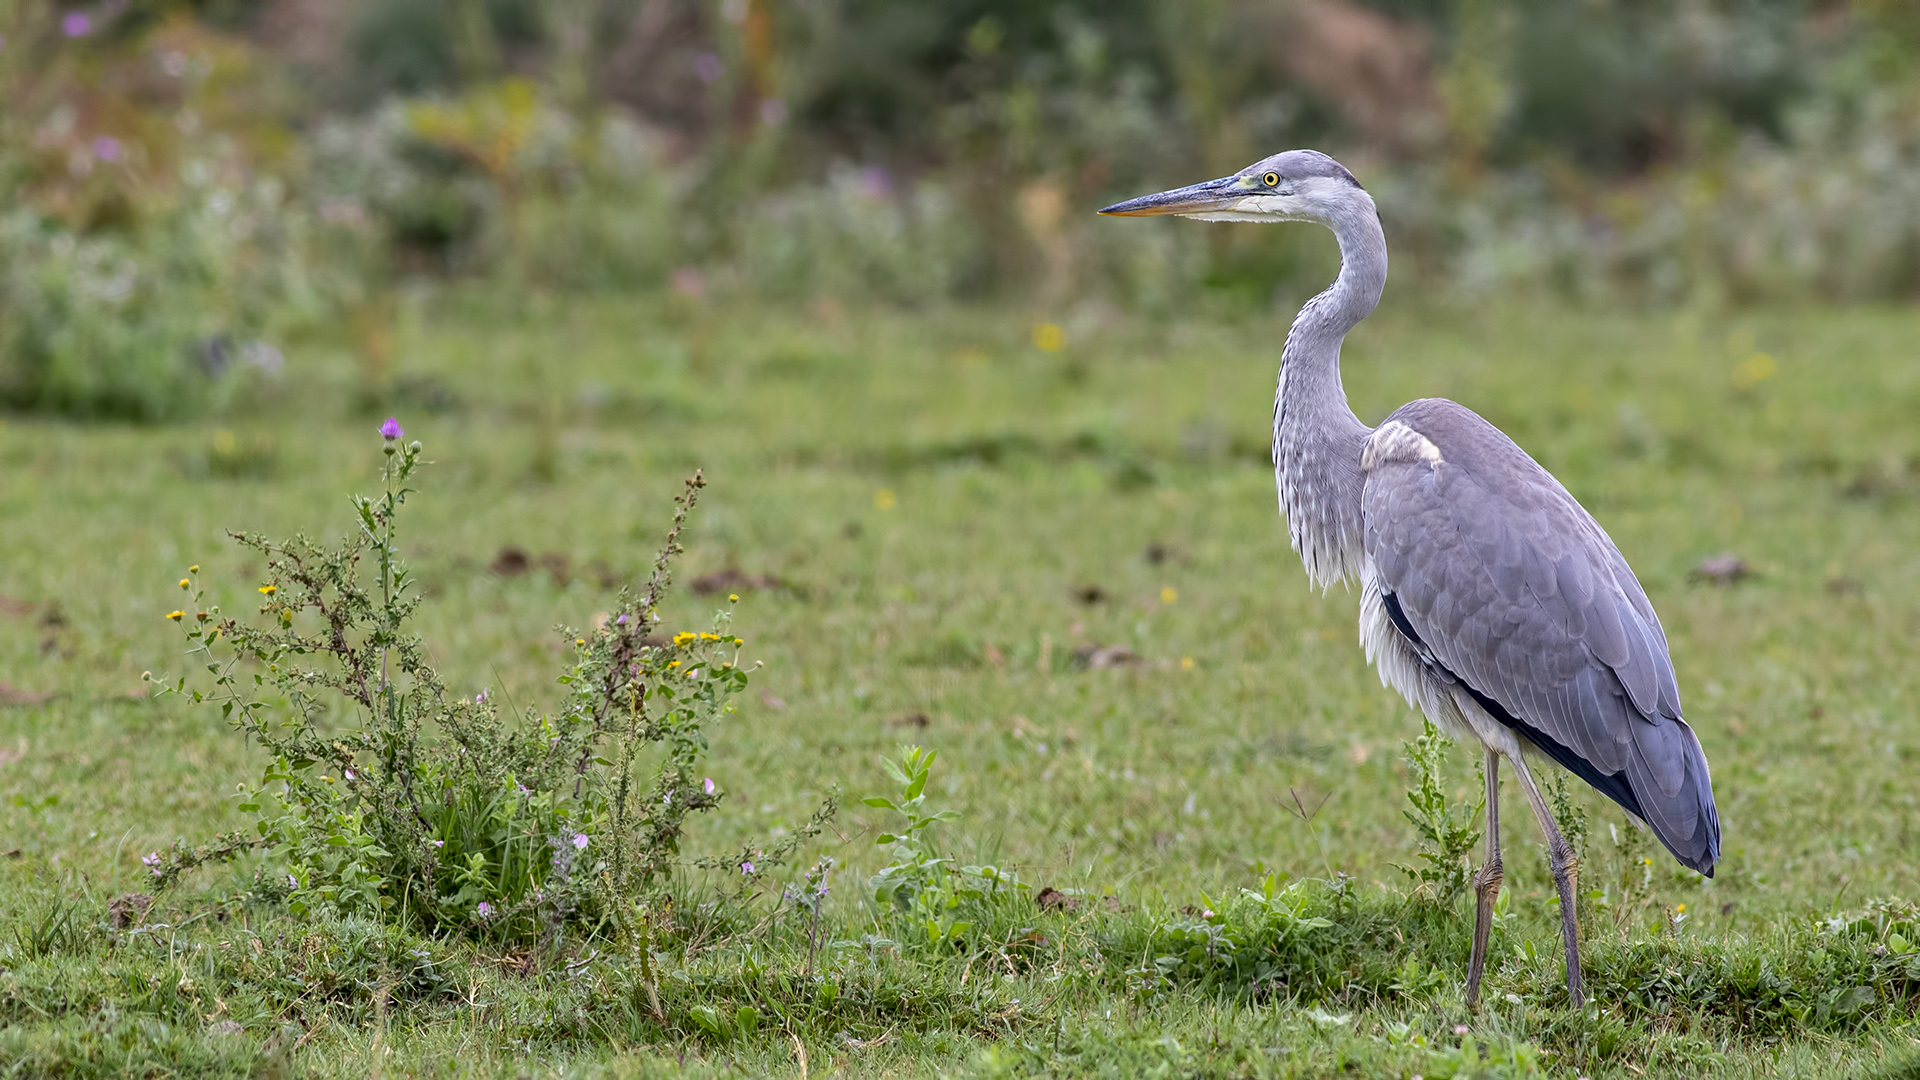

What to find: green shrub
left=148, top=422, right=817, bottom=948
left=0, top=195, right=305, bottom=421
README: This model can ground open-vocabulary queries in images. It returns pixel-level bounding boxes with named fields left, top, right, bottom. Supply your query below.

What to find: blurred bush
left=1, top=0, right=1917, bottom=420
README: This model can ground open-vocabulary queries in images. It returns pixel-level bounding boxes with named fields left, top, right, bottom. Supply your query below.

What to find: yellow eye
left=1263, top=172, right=1280, bottom=187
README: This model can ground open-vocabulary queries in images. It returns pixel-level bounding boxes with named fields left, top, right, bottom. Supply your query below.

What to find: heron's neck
left=1273, top=201, right=1384, bottom=588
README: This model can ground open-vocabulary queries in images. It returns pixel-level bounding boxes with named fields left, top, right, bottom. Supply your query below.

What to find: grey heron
left=1099, top=150, right=1719, bottom=1009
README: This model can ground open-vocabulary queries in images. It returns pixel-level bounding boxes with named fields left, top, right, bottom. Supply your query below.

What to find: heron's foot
left=1465, top=857, right=1503, bottom=1009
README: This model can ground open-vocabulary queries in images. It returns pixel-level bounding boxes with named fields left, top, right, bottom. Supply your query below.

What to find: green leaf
left=733, top=1006, right=760, bottom=1035
left=862, top=797, right=897, bottom=809
left=689, top=1004, right=727, bottom=1038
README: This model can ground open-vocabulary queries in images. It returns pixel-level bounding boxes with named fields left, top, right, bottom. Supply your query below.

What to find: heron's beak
left=1098, top=175, right=1244, bottom=217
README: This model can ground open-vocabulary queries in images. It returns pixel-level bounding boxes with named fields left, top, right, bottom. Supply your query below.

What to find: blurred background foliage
left=2, top=0, right=1919, bottom=418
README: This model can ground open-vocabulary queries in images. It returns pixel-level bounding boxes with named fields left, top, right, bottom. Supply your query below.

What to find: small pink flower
left=142, top=852, right=161, bottom=875
left=379, top=417, right=404, bottom=440
left=740, top=861, right=755, bottom=875
left=93, top=136, right=120, bottom=162
left=343, top=768, right=355, bottom=780
left=571, top=833, right=588, bottom=850
left=703, top=777, right=716, bottom=795
left=61, top=12, right=90, bottom=37
left=431, top=839, right=444, bottom=848
left=288, top=874, right=297, bottom=888
left=476, top=901, right=493, bottom=917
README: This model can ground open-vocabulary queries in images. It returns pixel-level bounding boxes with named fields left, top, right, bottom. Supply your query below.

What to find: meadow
left=2, top=287, right=1919, bottom=1078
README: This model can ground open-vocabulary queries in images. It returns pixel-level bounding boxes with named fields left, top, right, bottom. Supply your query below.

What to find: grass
left=2, top=283, right=1919, bottom=1077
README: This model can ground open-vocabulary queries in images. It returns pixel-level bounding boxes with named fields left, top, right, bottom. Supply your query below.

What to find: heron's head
left=1097, top=149, right=1367, bottom=225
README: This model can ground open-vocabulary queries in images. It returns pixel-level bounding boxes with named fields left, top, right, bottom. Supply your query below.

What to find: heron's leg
left=1465, top=745, right=1502, bottom=1009
left=1506, top=752, right=1585, bottom=1009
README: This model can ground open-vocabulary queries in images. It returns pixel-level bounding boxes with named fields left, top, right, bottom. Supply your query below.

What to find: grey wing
left=1363, top=413, right=1720, bottom=876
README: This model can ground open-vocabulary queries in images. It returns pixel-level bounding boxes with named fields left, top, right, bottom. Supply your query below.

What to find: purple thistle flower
left=571, top=832, right=589, bottom=850
left=703, top=777, right=716, bottom=795
left=62, top=12, right=90, bottom=37
left=379, top=417, right=404, bottom=440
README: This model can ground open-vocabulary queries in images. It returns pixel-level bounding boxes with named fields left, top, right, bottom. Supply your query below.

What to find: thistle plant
left=150, top=420, right=781, bottom=945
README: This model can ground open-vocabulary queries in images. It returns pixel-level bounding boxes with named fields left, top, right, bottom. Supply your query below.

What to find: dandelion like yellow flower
left=1032, top=322, right=1065, bottom=352
left=167, top=611, right=184, bottom=621
left=668, top=660, right=681, bottom=669
left=259, top=585, right=276, bottom=595
left=1180, top=656, right=1195, bottom=671
left=729, top=593, right=740, bottom=603
left=179, top=579, right=191, bottom=590
left=700, top=632, right=719, bottom=641
left=1160, top=586, right=1178, bottom=605
left=874, top=488, right=896, bottom=511
left=1675, top=904, right=1686, bottom=913
left=673, top=632, right=696, bottom=646
left=576, top=637, right=586, bottom=646
left=188, top=565, right=199, bottom=573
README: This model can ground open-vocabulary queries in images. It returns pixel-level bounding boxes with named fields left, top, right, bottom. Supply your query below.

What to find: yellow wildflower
left=1180, top=656, right=1195, bottom=671
left=1675, top=904, right=1686, bottom=913
left=259, top=585, right=276, bottom=595
left=874, top=488, right=897, bottom=510
left=166, top=611, right=184, bottom=621
left=668, top=660, right=681, bottom=669
left=1160, top=587, right=1178, bottom=604
left=729, top=593, right=740, bottom=603
left=673, top=632, right=696, bottom=646
left=700, top=632, right=719, bottom=641
left=576, top=637, right=586, bottom=646
left=188, top=565, right=199, bottom=573
left=179, top=579, right=190, bottom=590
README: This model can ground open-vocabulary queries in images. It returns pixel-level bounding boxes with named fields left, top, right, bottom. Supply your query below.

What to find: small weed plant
left=150, top=421, right=820, bottom=946
left=1396, top=719, right=1484, bottom=906
left=864, top=746, right=1024, bottom=950
left=1133, top=874, right=1338, bottom=998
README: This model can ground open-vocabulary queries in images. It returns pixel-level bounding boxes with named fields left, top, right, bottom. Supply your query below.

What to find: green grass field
left=3, top=288, right=1919, bottom=1078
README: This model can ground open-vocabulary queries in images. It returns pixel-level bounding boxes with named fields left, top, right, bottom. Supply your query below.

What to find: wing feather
left=1361, top=399, right=1720, bottom=875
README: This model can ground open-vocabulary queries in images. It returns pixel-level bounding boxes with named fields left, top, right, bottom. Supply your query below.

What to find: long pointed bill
left=1098, top=176, right=1243, bottom=217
